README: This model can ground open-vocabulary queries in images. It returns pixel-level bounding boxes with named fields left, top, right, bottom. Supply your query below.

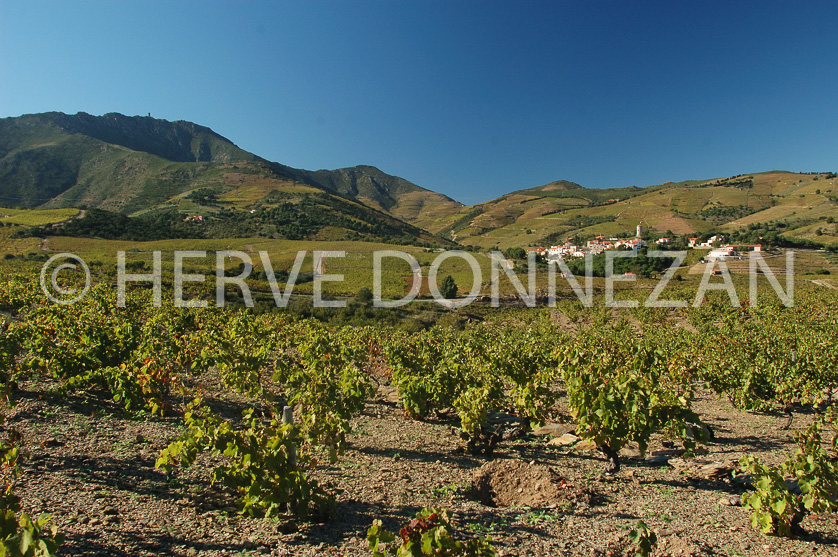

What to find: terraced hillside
left=438, top=172, right=838, bottom=250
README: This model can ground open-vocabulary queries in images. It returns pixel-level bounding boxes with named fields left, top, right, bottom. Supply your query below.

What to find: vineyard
left=1, top=271, right=838, bottom=556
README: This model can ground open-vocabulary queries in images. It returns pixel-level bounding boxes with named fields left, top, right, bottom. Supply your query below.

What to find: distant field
left=215, top=173, right=319, bottom=207
left=686, top=249, right=838, bottom=280
left=0, top=227, right=42, bottom=256
left=30, top=235, right=675, bottom=300
left=784, top=221, right=838, bottom=247
left=0, top=207, right=80, bottom=226
left=8, top=232, right=838, bottom=308
left=40, top=236, right=498, bottom=299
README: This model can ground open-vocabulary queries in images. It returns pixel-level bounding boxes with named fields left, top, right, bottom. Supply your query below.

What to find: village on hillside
left=529, top=222, right=763, bottom=262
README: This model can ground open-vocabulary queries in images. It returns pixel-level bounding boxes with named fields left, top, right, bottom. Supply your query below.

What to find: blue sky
left=2, top=1, right=837, bottom=204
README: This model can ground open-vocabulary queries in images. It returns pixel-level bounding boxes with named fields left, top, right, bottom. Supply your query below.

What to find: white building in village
left=707, top=246, right=737, bottom=260
left=706, top=244, right=762, bottom=260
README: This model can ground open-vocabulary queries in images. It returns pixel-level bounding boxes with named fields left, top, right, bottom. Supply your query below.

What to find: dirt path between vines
left=6, top=378, right=838, bottom=557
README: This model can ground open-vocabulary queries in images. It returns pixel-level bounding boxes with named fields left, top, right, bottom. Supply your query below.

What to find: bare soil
left=6, top=379, right=838, bottom=557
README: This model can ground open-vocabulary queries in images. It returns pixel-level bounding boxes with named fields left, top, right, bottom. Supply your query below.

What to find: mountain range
left=1, top=111, right=836, bottom=248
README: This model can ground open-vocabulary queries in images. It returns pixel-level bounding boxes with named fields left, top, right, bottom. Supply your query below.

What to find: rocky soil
left=5, top=379, right=838, bottom=557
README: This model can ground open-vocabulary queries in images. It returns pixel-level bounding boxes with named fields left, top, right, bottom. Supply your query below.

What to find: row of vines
left=1, top=274, right=838, bottom=554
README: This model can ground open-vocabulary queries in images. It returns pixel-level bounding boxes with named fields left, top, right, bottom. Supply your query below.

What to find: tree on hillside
left=355, top=287, right=374, bottom=306
left=187, top=188, right=218, bottom=205
left=504, top=247, right=526, bottom=260
left=439, top=275, right=458, bottom=299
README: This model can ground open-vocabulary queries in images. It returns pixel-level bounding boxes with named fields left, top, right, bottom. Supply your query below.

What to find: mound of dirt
left=472, top=459, right=595, bottom=508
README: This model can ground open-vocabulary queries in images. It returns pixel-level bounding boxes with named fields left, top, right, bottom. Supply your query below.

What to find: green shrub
left=156, top=400, right=334, bottom=519
left=740, top=418, right=838, bottom=537
left=740, top=455, right=802, bottom=536
left=367, top=508, right=495, bottom=557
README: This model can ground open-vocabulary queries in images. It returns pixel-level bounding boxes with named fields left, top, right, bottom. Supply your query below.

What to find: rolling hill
left=434, top=172, right=838, bottom=250
left=1, top=111, right=836, bottom=250
left=272, top=163, right=464, bottom=231
left=0, top=112, right=452, bottom=246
